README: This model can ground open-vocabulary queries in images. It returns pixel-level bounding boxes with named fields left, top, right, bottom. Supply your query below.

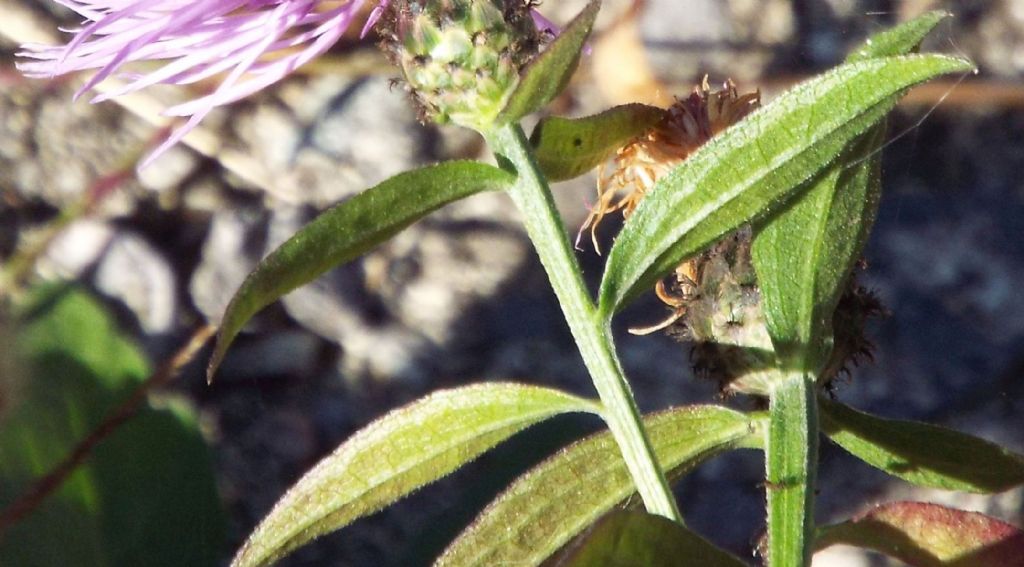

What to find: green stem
left=483, top=122, right=682, bottom=522
left=765, top=371, right=818, bottom=566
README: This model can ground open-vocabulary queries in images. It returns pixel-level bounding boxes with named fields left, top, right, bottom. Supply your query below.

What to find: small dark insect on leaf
left=762, top=479, right=796, bottom=491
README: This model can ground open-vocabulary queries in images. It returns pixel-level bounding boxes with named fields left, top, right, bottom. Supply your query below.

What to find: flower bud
left=379, top=0, right=541, bottom=129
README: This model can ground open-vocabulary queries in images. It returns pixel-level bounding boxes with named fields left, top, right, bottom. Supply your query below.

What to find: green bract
left=529, top=103, right=665, bottom=182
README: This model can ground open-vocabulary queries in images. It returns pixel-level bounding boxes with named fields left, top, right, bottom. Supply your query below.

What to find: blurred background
left=1, top=0, right=1023, bottom=565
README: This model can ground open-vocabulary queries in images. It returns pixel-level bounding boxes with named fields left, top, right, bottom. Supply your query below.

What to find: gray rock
left=641, top=0, right=795, bottom=83
left=136, top=144, right=201, bottom=195
left=1, top=82, right=145, bottom=216
left=190, top=203, right=268, bottom=322
left=35, top=219, right=115, bottom=281
left=235, top=76, right=428, bottom=208
left=266, top=202, right=531, bottom=385
left=93, top=230, right=177, bottom=334
left=961, top=0, right=1024, bottom=78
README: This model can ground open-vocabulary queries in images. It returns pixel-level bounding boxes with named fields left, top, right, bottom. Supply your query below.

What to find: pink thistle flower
left=18, top=0, right=558, bottom=167
left=18, top=0, right=373, bottom=167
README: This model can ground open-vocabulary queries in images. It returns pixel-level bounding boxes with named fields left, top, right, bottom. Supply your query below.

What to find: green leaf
left=497, top=1, right=600, bottom=124
left=597, top=54, right=973, bottom=317
left=846, top=11, right=951, bottom=63
left=543, top=510, right=747, bottom=567
left=820, top=399, right=1024, bottom=493
left=436, top=406, right=763, bottom=567
left=1, top=285, right=224, bottom=567
left=530, top=104, right=665, bottom=182
left=752, top=9, right=950, bottom=370
left=815, top=501, right=1024, bottom=566
left=207, top=161, right=514, bottom=380
left=231, top=383, right=599, bottom=567
left=750, top=101, right=885, bottom=368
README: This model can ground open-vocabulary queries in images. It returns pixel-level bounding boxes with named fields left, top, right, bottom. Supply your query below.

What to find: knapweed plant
left=22, top=1, right=1024, bottom=566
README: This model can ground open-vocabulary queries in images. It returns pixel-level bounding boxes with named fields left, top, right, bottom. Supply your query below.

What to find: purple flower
left=18, top=0, right=557, bottom=167
left=18, top=0, right=373, bottom=166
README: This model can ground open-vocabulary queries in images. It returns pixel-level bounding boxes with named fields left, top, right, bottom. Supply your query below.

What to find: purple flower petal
left=18, top=1, right=566, bottom=167
left=18, top=0, right=371, bottom=166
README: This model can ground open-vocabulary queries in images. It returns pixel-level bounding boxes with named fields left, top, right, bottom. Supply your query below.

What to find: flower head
left=19, top=0, right=556, bottom=166
left=18, top=0, right=373, bottom=166
left=581, top=78, right=880, bottom=396
left=580, top=77, right=761, bottom=252
left=377, top=0, right=541, bottom=129
left=578, top=77, right=760, bottom=339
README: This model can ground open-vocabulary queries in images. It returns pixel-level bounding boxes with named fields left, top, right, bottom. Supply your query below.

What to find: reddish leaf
left=816, top=501, right=1024, bottom=566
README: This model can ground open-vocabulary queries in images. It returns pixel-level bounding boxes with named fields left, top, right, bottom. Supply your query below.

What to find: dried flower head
left=579, top=77, right=761, bottom=254
left=579, top=78, right=759, bottom=338
left=582, top=79, right=881, bottom=396
left=681, top=242, right=883, bottom=397
left=17, top=0, right=381, bottom=166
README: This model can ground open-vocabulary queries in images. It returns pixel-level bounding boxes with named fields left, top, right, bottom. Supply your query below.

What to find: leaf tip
left=206, top=332, right=228, bottom=385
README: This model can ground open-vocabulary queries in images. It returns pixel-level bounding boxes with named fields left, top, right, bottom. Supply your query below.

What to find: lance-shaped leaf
left=820, top=399, right=1024, bottom=493
left=544, top=510, right=746, bottom=567
left=207, top=161, right=514, bottom=380
left=530, top=104, right=665, bottom=182
left=751, top=126, right=884, bottom=367
left=436, top=406, right=764, bottom=567
left=751, top=10, right=952, bottom=367
left=231, top=383, right=599, bottom=567
left=815, top=501, right=1024, bottom=566
left=497, top=1, right=600, bottom=124
left=597, top=54, right=973, bottom=317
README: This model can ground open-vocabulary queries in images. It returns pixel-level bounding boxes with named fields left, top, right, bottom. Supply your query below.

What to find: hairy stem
left=483, top=122, right=681, bottom=522
left=765, top=371, right=818, bottom=566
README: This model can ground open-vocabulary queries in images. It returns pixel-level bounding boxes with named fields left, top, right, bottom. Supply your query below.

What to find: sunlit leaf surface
left=208, top=161, right=515, bottom=379
left=232, top=384, right=599, bottom=567
left=436, top=406, right=763, bottom=567
left=820, top=399, right=1024, bottom=493
left=598, top=54, right=973, bottom=317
